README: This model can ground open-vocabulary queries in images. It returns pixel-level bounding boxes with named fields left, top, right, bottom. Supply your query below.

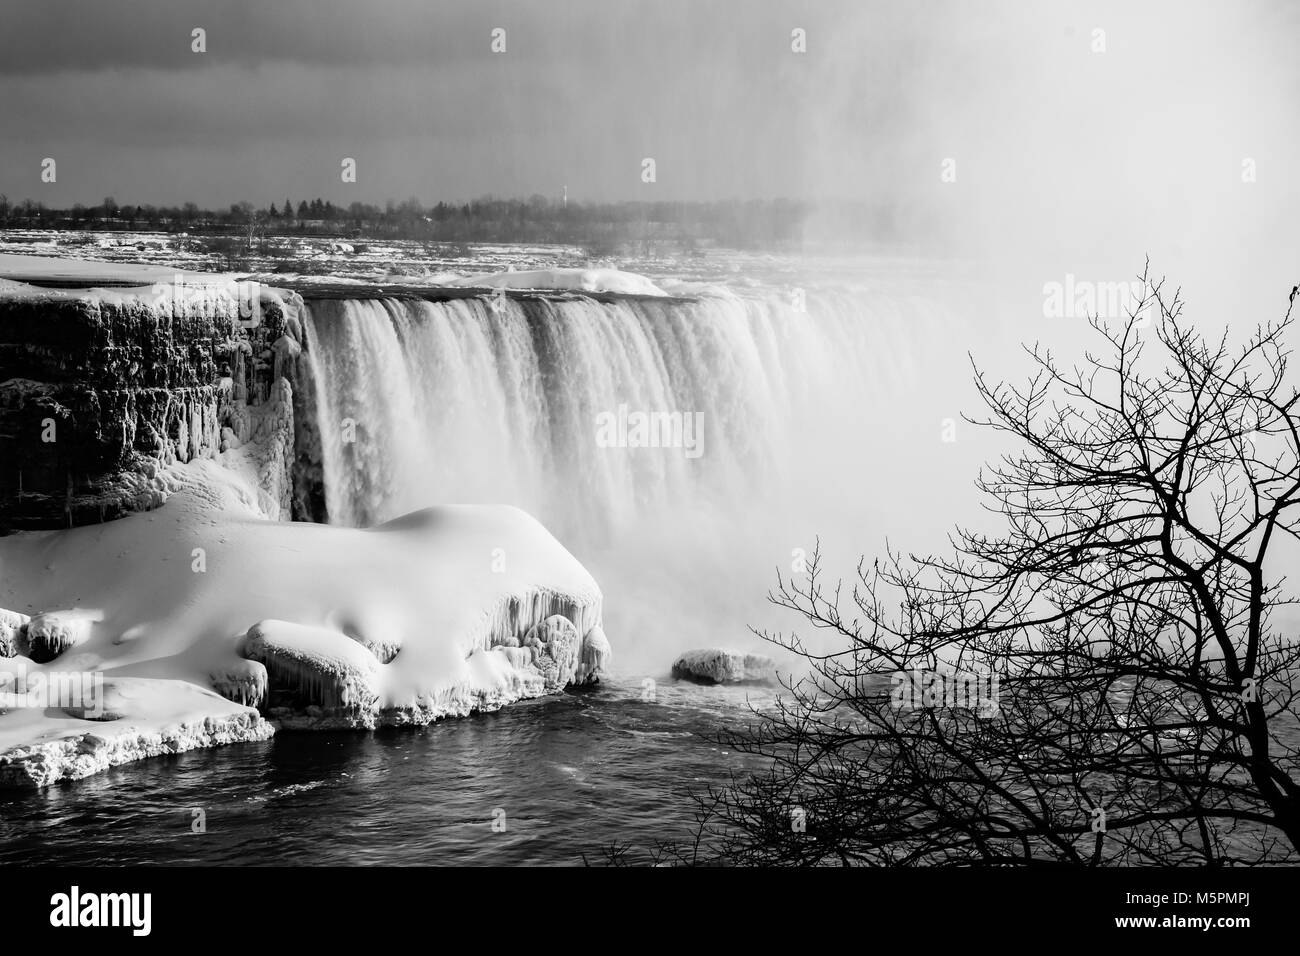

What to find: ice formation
left=207, top=659, right=269, bottom=708
left=238, top=603, right=606, bottom=729
left=243, top=619, right=384, bottom=716
left=578, top=626, right=612, bottom=684
left=22, top=610, right=99, bottom=663
left=671, top=649, right=777, bottom=684
left=521, top=615, right=582, bottom=693
left=0, top=267, right=303, bottom=528
left=0, top=608, right=28, bottom=658
left=0, top=461, right=608, bottom=784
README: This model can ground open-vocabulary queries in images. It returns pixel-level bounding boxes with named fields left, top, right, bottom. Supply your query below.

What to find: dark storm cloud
left=0, top=0, right=820, bottom=73
left=0, top=0, right=891, bottom=204
left=0, top=0, right=1296, bottom=239
left=0, top=0, right=491, bottom=73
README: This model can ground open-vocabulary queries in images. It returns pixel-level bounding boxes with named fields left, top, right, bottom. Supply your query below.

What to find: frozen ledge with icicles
left=0, top=458, right=609, bottom=789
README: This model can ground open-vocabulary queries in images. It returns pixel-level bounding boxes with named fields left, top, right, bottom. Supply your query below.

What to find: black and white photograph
left=0, top=0, right=1295, bottom=929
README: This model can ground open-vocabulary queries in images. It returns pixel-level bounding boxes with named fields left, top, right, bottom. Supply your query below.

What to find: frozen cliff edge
left=0, top=270, right=304, bottom=529
left=0, top=462, right=608, bottom=787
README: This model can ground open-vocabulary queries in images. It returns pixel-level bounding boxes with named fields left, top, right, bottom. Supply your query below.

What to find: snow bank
left=671, top=649, right=776, bottom=684
left=0, top=677, right=273, bottom=789
left=0, top=270, right=297, bottom=319
left=0, top=252, right=203, bottom=286
left=450, top=267, right=668, bottom=297
left=0, top=457, right=609, bottom=784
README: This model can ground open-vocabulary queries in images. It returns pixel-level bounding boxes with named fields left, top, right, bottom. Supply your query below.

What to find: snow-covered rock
left=0, top=678, right=273, bottom=789
left=243, top=619, right=383, bottom=718
left=0, top=272, right=304, bottom=529
left=671, top=649, right=776, bottom=684
left=23, top=610, right=98, bottom=663
left=208, top=659, right=269, bottom=708
left=0, top=459, right=608, bottom=780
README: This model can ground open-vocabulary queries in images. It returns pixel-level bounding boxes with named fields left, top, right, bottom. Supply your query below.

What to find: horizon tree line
left=0, top=193, right=917, bottom=250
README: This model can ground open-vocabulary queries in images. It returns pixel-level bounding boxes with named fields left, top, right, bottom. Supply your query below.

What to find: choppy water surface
left=0, top=678, right=774, bottom=865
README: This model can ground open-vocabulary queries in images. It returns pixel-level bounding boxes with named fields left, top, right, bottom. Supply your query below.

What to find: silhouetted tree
left=642, top=268, right=1300, bottom=866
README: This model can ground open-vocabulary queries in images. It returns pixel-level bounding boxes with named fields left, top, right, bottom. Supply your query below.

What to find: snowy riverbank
left=0, top=458, right=609, bottom=787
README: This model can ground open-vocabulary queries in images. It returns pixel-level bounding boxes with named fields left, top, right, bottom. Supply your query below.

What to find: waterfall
left=299, top=281, right=968, bottom=668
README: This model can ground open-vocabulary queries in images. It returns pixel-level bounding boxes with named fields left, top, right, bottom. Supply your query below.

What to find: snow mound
left=0, top=252, right=206, bottom=286
left=0, top=460, right=610, bottom=779
left=325, top=606, right=404, bottom=663
left=243, top=619, right=383, bottom=716
left=450, top=267, right=668, bottom=297
left=671, top=649, right=777, bottom=684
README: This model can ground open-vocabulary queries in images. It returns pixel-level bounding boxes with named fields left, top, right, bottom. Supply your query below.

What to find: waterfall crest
left=300, top=284, right=959, bottom=666
left=303, top=288, right=930, bottom=532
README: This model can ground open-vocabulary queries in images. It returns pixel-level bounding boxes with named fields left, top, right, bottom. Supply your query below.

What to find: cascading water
left=299, top=277, right=975, bottom=669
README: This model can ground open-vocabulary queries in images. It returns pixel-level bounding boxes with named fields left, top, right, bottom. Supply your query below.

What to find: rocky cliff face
left=0, top=282, right=303, bottom=530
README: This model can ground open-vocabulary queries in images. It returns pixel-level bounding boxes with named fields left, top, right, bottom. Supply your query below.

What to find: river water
left=0, top=677, right=775, bottom=865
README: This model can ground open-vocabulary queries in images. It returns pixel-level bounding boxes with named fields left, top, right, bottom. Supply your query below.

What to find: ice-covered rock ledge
left=0, top=460, right=608, bottom=784
left=0, top=678, right=273, bottom=790
left=0, top=271, right=304, bottom=529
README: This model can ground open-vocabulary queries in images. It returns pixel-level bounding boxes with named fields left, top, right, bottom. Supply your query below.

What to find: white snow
left=21, top=610, right=100, bottom=663
left=0, top=452, right=608, bottom=784
left=0, top=251, right=204, bottom=285
left=450, top=267, right=668, bottom=297
left=0, top=269, right=299, bottom=333
left=0, top=676, right=274, bottom=789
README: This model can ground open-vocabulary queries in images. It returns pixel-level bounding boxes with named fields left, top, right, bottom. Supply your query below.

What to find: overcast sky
left=0, top=0, right=1297, bottom=267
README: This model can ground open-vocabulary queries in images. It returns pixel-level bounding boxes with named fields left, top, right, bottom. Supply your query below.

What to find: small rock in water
left=671, top=649, right=776, bottom=684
